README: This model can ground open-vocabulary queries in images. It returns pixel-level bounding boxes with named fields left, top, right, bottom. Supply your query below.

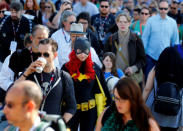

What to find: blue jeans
left=144, top=55, right=157, bottom=82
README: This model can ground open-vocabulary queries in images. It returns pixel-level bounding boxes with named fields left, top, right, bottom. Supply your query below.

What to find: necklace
left=62, top=28, right=71, bottom=43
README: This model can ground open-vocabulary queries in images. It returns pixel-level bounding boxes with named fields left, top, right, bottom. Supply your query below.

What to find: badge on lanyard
left=10, top=41, right=17, bottom=53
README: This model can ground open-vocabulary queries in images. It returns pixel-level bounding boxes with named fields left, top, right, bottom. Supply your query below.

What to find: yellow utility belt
left=77, top=99, right=96, bottom=111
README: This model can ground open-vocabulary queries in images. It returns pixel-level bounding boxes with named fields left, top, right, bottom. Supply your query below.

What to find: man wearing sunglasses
left=15, top=38, right=76, bottom=123
left=3, top=81, right=55, bottom=131
left=142, top=0, right=179, bottom=82
left=91, top=0, right=115, bottom=53
left=168, top=0, right=182, bottom=25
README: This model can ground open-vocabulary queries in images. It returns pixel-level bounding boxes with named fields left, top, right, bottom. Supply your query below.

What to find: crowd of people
left=0, top=0, right=183, bottom=130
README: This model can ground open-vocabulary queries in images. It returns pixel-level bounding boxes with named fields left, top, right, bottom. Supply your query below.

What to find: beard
left=100, top=12, right=108, bottom=16
left=11, top=16, right=19, bottom=22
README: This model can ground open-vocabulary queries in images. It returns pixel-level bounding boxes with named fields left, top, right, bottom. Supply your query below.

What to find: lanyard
left=62, top=28, right=71, bottom=43
left=34, top=69, right=61, bottom=111
left=140, top=23, right=143, bottom=36
left=34, top=71, right=55, bottom=98
left=100, top=15, right=108, bottom=27
left=30, top=48, right=34, bottom=62
left=11, top=19, right=21, bottom=40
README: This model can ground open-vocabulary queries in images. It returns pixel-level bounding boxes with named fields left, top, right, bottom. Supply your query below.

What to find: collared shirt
left=142, top=14, right=179, bottom=60
left=51, top=28, right=102, bottom=68
left=51, top=28, right=71, bottom=68
left=73, top=2, right=99, bottom=17
left=15, top=116, right=54, bottom=131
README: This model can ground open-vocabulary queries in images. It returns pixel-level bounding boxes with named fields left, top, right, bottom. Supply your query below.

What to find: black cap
left=74, top=37, right=91, bottom=55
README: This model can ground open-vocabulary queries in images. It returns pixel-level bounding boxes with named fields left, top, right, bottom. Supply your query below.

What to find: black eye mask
left=74, top=37, right=91, bottom=55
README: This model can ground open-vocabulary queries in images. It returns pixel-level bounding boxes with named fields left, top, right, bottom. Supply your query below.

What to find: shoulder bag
left=95, top=75, right=107, bottom=117
left=154, top=81, right=182, bottom=115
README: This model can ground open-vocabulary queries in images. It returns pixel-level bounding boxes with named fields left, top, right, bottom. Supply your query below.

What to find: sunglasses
left=159, top=7, right=168, bottom=10
left=171, top=7, right=176, bottom=10
left=101, top=5, right=109, bottom=8
left=37, top=52, right=50, bottom=58
left=45, top=6, right=51, bottom=8
left=70, top=21, right=75, bottom=25
left=0, top=10, right=5, bottom=14
left=141, top=12, right=149, bottom=15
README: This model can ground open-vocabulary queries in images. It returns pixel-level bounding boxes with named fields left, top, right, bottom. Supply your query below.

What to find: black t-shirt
left=91, top=13, right=115, bottom=42
left=0, top=16, right=33, bottom=62
left=26, top=69, right=76, bottom=115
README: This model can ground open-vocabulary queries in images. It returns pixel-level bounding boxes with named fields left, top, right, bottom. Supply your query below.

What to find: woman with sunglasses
left=96, top=77, right=160, bottom=131
left=41, top=0, right=57, bottom=34
left=62, top=37, right=111, bottom=131
left=0, top=2, right=9, bottom=18
left=131, top=6, right=150, bottom=38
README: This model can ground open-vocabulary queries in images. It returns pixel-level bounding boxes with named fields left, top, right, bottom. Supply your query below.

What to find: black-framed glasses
left=141, top=12, right=149, bottom=15
left=101, top=5, right=109, bottom=8
left=159, top=7, right=168, bottom=10
left=37, top=52, right=50, bottom=58
left=0, top=10, right=5, bottom=14
left=45, top=6, right=51, bottom=8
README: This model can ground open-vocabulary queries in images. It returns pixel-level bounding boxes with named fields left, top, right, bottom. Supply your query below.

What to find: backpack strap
left=35, top=121, right=50, bottom=131
left=0, top=15, right=9, bottom=32
left=7, top=125, right=17, bottom=131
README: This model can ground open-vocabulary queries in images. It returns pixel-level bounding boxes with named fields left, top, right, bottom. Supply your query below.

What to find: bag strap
left=36, top=121, right=50, bottom=131
left=95, top=75, right=105, bottom=96
left=114, top=41, right=129, bottom=67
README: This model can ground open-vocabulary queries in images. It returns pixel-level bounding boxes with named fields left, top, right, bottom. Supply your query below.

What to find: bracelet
left=22, top=73, right=28, bottom=78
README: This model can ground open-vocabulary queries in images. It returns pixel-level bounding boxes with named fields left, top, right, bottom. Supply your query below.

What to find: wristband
left=22, top=73, right=28, bottom=78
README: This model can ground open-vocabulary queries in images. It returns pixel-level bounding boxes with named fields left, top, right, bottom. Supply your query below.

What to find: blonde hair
left=115, top=11, right=131, bottom=23
left=45, top=0, right=56, bottom=13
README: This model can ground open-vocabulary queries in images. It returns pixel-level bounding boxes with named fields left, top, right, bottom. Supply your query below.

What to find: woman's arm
left=95, top=108, right=107, bottom=131
left=142, top=68, right=155, bottom=101
left=149, top=118, right=160, bottom=131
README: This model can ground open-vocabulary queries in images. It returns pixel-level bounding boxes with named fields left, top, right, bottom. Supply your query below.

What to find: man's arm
left=0, top=55, right=14, bottom=91
left=61, top=71, right=76, bottom=123
left=90, top=47, right=102, bottom=68
left=171, top=21, right=179, bottom=45
left=142, top=19, right=151, bottom=52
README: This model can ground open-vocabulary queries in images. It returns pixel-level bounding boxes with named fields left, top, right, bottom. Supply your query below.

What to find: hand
left=125, top=67, right=134, bottom=76
left=24, top=60, right=44, bottom=76
left=59, top=3, right=71, bottom=12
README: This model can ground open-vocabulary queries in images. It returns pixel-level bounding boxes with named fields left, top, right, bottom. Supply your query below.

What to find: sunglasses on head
left=141, top=12, right=149, bottom=15
left=159, top=7, right=168, bottom=10
left=37, top=52, right=50, bottom=58
left=101, top=5, right=109, bottom=8
left=0, top=10, right=5, bottom=14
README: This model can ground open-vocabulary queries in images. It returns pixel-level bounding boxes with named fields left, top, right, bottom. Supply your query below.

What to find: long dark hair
left=113, top=77, right=154, bottom=131
left=102, top=52, right=118, bottom=77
